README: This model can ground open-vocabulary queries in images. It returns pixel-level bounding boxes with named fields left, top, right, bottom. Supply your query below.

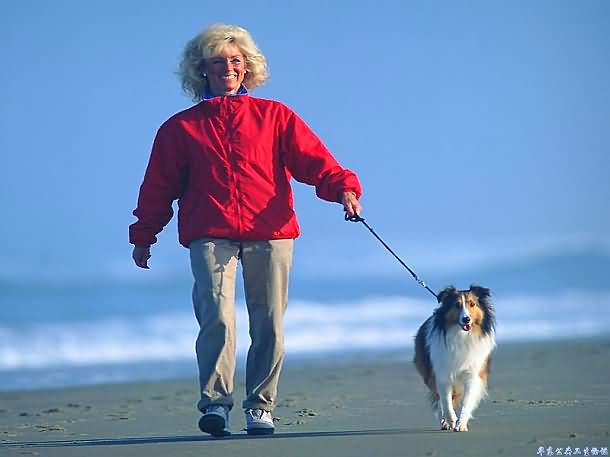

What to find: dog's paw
left=454, top=420, right=469, bottom=432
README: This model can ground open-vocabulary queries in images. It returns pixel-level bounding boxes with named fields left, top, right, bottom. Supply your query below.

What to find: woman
left=129, top=23, right=362, bottom=436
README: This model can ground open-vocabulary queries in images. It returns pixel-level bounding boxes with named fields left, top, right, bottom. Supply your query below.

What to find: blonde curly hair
left=178, top=24, right=269, bottom=102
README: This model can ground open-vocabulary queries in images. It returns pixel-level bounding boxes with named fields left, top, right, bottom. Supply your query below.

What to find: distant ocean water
left=1, top=249, right=610, bottom=391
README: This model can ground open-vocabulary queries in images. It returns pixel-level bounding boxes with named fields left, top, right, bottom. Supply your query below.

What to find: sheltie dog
left=414, top=285, right=496, bottom=432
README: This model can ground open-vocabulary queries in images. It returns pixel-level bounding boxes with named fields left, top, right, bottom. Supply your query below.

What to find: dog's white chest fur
left=427, top=322, right=495, bottom=382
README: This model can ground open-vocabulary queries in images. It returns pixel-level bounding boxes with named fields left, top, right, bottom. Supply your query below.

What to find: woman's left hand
left=341, top=191, right=362, bottom=217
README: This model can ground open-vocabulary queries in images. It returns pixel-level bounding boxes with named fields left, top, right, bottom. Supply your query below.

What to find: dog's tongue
left=462, top=324, right=472, bottom=332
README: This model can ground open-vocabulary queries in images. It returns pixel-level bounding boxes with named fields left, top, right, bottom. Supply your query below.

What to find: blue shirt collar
left=203, top=84, right=248, bottom=101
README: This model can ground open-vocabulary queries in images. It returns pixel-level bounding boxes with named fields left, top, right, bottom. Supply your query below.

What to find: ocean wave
left=1, top=292, right=609, bottom=373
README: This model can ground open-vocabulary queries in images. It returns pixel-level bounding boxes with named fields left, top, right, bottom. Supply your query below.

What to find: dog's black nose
left=462, top=316, right=471, bottom=324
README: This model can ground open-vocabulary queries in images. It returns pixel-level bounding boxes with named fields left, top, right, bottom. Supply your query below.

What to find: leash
left=345, top=214, right=438, bottom=300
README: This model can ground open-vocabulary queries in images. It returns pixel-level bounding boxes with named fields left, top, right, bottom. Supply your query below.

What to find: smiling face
left=203, top=44, right=247, bottom=96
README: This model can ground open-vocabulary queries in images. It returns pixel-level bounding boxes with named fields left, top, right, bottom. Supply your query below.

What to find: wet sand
left=1, top=338, right=609, bottom=457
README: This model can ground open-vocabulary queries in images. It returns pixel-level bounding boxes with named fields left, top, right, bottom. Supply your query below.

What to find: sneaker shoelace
left=248, top=409, right=266, bottom=419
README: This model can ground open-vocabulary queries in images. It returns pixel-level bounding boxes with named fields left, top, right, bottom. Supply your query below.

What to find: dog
left=414, top=285, right=496, bottom=432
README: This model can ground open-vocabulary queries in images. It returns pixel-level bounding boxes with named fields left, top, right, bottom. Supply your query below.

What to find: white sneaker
left=199, top=405, right=230, bottom=437
left=245, top=408, right=275, bottom=435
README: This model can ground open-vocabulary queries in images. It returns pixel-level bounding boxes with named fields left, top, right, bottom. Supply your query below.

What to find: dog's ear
left=469, top=285, right=491, bottom=300
left=437, top=286, right=457, bottom=304
left=470, top=284, right=496, bottom=332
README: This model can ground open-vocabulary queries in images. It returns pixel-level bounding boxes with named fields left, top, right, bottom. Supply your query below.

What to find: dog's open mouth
left=461, top=323, right=472, bottom=332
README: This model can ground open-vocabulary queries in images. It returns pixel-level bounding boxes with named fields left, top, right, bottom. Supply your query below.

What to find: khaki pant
left=189, top=238, right=293, bottom=413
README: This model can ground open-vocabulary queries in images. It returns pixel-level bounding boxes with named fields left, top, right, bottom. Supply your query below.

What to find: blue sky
left=1, top=0, right=609, bottom=282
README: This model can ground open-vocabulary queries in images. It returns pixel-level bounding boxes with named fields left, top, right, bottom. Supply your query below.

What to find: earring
left=202, top=73, right=207, bottom=78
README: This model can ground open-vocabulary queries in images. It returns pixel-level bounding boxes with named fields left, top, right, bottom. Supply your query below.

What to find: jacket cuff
left=338, top=188, right=361, bottom=201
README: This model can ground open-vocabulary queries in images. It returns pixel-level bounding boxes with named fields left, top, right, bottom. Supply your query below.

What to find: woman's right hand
left=132, top=245, right=151, bottom=269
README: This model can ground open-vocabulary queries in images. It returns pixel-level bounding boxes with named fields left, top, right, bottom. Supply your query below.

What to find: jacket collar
left=202, top=84, right=248, bottom=101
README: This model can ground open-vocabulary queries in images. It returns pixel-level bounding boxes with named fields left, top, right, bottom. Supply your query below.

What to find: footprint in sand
left=105, top=413, right=133, bottom=421
left=295, top=408, right=319, bottom=417
left=501, top=399, right=584, bottom=408
left=35, top=425, right=65, bottom=432
left=282, top=419, right=307, bottom=426
left=278, top=407, right=319, bottom=426
left=41, top=408, right=62, bottom=414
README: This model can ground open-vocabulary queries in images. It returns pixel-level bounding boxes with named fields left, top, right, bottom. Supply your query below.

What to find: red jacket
left=129, top=94, right=362, bottom=247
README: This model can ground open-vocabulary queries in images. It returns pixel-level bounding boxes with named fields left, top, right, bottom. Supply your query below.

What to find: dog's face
left=435, top=285, right=495, bottom=336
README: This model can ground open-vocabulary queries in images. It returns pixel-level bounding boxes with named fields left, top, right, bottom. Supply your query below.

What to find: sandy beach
left=1, top=338, right=609, bottom=457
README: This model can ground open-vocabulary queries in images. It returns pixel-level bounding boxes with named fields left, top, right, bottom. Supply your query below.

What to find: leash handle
left=345, top=214, right=438, bottom=300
